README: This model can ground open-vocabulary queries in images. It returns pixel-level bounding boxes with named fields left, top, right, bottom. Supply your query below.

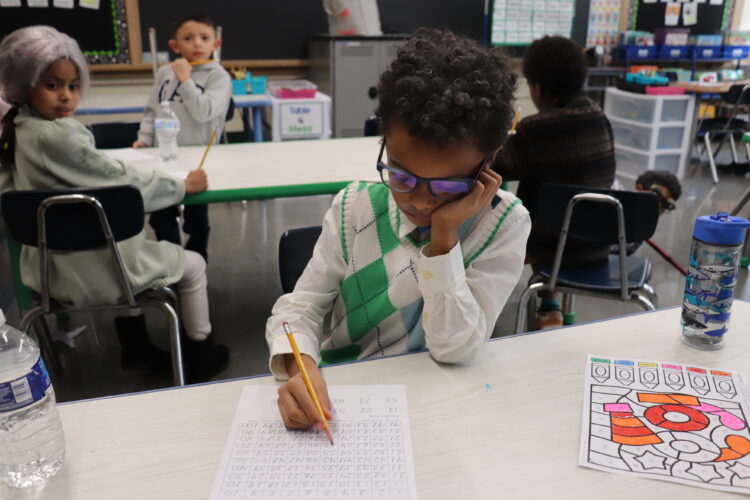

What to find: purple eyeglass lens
left=431, top=180, right=469, bottom=197
left=388, top=170, right=417, bottom=189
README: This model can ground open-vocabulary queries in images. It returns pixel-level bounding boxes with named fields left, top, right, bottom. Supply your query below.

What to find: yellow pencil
left=197, top=130, right=217, bottom=170
left=189, top=59, right=215, bottom=66
left=283, top=322, right=334, bottom=445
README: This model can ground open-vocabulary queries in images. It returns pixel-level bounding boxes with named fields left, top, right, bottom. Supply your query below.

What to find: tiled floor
left=3, top=153, right=750, bottom=403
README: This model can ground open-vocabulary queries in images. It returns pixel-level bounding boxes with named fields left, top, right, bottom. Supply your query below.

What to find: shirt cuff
left=268, top=333, right=322, bottom=381
left=416, top=241, right=466, bottom=296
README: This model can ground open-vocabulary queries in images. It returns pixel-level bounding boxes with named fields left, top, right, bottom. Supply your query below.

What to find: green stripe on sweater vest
left=464, top=199, right=522, bottom=268
left=320, top=344, right=362, bottom=365
left=368, top=184, right=400, bottom=255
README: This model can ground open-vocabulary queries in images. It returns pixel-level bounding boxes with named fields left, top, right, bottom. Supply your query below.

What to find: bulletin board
left=491, top=0, right=576, bottom=46
left=630, top=0, right=734, bottom=34
left=0, top=0, right=140, bottom=65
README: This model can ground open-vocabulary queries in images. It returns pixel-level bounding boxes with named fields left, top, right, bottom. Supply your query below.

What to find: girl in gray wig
left=0, top=25, right=88, bottom=166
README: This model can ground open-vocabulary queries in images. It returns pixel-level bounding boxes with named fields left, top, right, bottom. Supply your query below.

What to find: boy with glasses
left=265, top=29, right=530, bottom=431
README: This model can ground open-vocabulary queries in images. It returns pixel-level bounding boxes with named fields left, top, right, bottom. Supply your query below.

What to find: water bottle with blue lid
left=681, top=211, right=750, bottom=349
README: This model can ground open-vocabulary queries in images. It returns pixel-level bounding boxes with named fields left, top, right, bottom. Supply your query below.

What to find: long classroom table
left=3, top=303, right=750, bottom=499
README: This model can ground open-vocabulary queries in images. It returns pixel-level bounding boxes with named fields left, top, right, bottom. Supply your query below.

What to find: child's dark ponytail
left=0, top=106, right=18, bottom=167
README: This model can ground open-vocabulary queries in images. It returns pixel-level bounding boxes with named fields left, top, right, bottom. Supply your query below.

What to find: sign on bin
left=279, top=102, right=323, bottom=138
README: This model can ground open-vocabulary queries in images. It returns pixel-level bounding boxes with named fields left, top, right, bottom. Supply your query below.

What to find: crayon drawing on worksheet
left=580, top=355, right=750, bottom=494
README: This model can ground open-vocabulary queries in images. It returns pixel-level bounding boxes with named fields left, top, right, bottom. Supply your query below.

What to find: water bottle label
left=0, top=358, right=51, bottom=413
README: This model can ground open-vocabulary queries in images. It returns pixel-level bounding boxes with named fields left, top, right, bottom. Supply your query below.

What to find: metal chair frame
left=515, top=193, right=657, bottom=334
left=13, top=193, right=185, bottom=386
left=696, top=84, right=750, bottom=184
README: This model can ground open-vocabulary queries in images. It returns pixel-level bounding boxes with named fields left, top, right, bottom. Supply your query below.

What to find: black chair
left=0, top=185, right=185, bottom=385
left=514, top=183, right=660, bottom=333
left=278, top=226, right=322, bottom=294
left=364, top=116, right=380, bottom=137
left=88, top=122, right=141, bottom=149
left=696, top=83, right=750, bottom=183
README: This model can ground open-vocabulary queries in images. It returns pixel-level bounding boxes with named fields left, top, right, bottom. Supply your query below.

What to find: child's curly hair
left=376, top=28, right=517, bottom=155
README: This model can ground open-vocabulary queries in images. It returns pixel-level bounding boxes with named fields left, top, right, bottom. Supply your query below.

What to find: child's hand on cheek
left=426, top=169, right=502, bottom=257
left=171, top=58, right=192, bottom=84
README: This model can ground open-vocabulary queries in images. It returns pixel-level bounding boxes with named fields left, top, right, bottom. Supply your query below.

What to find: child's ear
left=168, top=39, right=179, bottom=54
left=214, top=38, right=222, bottom=50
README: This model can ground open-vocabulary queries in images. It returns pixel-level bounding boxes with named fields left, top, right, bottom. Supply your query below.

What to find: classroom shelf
left=605, top=88, right=695, bottom=179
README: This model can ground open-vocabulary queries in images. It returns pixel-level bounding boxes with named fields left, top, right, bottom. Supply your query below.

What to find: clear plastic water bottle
left=681, top=211, right=750, bottom=349
left=154, top=100, right=180, bottom=162
left=0, top=309, right=65, bottom=488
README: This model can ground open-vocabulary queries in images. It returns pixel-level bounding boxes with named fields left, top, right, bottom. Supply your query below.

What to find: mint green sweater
left=0, top=105, right=186, bottom=307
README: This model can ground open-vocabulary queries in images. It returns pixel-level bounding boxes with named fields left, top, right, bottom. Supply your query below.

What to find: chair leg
left=515, top=281, right=549, bottom=334
left=562, top=293, right=576, bottom=325
left=142, top=300, right=185, bottom=386
left=730, top=133, right=740, bottom=164
left=21, top=309, right=64, bottom=379
left=630, top=293, right=656, bottom=312
left=641, top=283, right=658, bottom=308
left=704, top=133, right=719, bottom=184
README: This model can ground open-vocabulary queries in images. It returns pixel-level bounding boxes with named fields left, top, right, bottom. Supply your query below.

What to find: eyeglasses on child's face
left=649, top=184, right=676, bottom=212
left=375, top=141, right=489, bottom=202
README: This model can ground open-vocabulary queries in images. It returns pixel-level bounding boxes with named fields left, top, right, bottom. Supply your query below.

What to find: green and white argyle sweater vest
left=319, top=181, right=522, bottom=365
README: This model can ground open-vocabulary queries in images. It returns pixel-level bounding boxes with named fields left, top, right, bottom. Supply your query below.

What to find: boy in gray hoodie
left=134, top=13, right=232, bottom=262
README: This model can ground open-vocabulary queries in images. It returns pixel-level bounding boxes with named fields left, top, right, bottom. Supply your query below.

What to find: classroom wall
left=137, top=0, right=488, bottom=61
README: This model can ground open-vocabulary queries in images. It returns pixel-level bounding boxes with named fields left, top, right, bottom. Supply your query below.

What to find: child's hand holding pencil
left=278, top=323, right=334, bottom=443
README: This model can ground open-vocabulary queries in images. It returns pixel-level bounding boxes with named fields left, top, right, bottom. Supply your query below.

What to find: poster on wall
left=586, top=0, right=621, bottom=49
left=491, top=0, right=575, bottom=46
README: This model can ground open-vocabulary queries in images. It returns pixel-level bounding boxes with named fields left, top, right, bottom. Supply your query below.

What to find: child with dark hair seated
left=493, top=35, right=616, bottom=329
left=266, top=28, right=531, bottom=431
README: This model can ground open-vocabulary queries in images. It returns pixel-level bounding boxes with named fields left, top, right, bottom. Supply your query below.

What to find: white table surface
left=4, top=303, right=750, bottom=499
left=132, top=137, right=382, bottom=202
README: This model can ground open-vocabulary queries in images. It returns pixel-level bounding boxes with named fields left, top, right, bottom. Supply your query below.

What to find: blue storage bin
left=721, top=45, right=750, bottom=58
left=618, top=45, right=657, bottom=60
left=249, top=76, right=267, bottom=95
left=232, top=79, right=247, bottom=95
left=658, top=46, right=688, bottom=59
left=690, top=46, right=722, bottom=59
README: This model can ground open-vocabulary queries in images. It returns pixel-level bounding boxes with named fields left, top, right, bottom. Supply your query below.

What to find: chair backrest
left=364, top=116, right=380, bottom=137
left=724, top=84, right=750, bottom=106
left=278, top=226, right=323, bottom=294
left=88, top=122, right=141, bottom=149
left=1, top=185, right=144, bottom=251
left=535, top=183, right=660, bottom=245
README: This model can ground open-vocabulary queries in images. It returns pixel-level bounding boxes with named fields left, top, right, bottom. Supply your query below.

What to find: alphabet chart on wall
left=210, top=385, right=417, bottom=500
left=580, top=355, right=750, bottom=494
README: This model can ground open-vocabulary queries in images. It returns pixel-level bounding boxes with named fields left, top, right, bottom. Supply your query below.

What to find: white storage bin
left=661, top=99, right=690, bottom=122
left=653, top=153, right=682, bottom=175
left=611, top=120, right=652, bottom=150
left=615, top=147, right=649, bottom=177
left=657, top=127, right=686, bottom=149
left=606, top=88, right=694, bottom=179
left=605, top=93, right=656, bottom=123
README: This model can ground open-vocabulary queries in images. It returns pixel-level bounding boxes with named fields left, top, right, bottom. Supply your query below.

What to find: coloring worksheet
left=210, top=385, right=417, bottom=500
left=580, top=355, right=750, bottom=494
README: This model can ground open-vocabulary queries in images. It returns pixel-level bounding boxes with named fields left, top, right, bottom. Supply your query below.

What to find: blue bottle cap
left=694, top=211, right=750, bottom=245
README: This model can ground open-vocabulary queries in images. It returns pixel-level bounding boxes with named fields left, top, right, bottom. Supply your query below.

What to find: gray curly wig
left=0, top=25, right=89, bottom=105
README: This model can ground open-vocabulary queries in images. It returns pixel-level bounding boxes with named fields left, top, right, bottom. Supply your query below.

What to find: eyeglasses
left=376, top=141, right=489, bottom=202
left=649, top=184, right=676, bottom=212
